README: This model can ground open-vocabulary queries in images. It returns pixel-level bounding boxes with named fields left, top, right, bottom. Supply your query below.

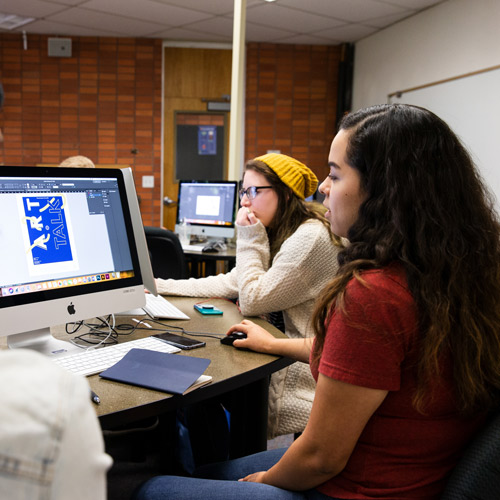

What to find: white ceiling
left=0, top=0, right=445, bottom=45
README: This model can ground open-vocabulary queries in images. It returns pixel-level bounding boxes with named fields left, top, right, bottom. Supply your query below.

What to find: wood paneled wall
left=0, top=36, right=340, bottom=226
left=246, top=43, right=341, bottom=182
left=0, top=34, right=163, bottom=226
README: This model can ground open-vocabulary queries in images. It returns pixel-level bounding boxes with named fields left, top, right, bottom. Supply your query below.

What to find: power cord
left=66, top=316, right=225, bottom=346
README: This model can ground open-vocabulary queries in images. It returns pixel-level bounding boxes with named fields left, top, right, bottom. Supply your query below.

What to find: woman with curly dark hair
left=135, top=104, right=500, bottom=500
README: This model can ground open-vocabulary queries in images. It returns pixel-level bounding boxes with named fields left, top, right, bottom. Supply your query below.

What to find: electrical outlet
left=142, top=176, right=154, bottom=188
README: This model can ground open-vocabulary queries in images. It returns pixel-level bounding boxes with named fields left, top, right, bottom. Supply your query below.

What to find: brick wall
left=0, top=36, right=340, bottom=224
left=245, top=43, right=341, bottom=182
left=0, top=34, right=163, bottom=226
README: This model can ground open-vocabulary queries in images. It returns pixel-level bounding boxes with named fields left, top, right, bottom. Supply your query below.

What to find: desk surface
left=50, top=296, right=292, bottom=430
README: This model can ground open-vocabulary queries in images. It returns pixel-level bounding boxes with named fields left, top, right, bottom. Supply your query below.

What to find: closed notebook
left=99, top=348, right=211, bottom=395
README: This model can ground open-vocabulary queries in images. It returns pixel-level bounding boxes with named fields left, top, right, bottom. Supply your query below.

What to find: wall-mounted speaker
left=48, top=38, right=72, bottom=58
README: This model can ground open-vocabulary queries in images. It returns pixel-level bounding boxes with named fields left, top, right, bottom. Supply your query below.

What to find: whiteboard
left=390, top=67, right=500, bottom=208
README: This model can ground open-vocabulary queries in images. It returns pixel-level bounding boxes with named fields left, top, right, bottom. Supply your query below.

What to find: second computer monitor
left=175, top=180, right=238, bottom=240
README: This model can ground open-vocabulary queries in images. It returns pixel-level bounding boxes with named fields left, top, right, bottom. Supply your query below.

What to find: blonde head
left=59, top=155, right=96, bottom=168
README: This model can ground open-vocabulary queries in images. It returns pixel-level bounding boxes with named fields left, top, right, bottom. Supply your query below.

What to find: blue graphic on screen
left=22, top=196, right=73, bottom=265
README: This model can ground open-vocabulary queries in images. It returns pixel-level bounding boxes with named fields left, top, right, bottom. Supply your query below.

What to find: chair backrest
left=144, top=226, right=187, bottom=280
left=440, top=408, right=500, bottom=500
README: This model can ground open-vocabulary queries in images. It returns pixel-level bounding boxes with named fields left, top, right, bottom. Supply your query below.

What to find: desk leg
left=228, top=377, right=269, bottom=459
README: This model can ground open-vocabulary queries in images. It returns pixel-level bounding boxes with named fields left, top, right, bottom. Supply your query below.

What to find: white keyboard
left=52, top=336, right=181, bottom=377
left=181, top=244, right=205, bottom=252
left=143, top=294, right=190, bottom=320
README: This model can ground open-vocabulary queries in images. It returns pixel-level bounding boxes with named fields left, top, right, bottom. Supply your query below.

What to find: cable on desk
left=65, top=314, right=225, bottom=349
left=66, top=315, right=117, bottom=349
left=144, top=318, right=225, bottom=340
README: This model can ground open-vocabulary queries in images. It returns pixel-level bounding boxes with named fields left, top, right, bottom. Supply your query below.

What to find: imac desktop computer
left=175, top=180, right=238, bottom=242
left=0, top=166, right=147, bottom=356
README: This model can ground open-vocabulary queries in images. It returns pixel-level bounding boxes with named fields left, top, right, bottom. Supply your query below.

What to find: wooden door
left=163, top=47, right=232, bottom=230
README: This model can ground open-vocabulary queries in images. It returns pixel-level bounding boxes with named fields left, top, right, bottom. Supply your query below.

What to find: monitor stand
left=7, top=328, right=81, bottom=357
left=119, top=306, right=146, bottom=316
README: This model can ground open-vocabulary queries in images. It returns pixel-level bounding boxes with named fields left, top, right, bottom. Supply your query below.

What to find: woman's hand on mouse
left=236, top=206, right=258, bottom=226
left=226, top=320, right=277, bottom=353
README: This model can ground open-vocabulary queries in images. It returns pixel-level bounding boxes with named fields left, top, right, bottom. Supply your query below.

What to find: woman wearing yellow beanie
left=157, top=153, right=342, bottom=446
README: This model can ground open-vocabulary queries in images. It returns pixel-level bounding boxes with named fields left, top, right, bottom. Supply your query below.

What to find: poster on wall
left=198, top=126, right=217, bottom=155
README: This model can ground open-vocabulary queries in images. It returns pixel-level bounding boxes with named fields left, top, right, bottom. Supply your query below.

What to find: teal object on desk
left=194, top=304, right=223, bottom=315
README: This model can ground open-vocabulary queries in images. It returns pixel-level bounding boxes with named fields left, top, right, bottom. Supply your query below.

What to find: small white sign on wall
left=142, top=176, right=154, bottom=188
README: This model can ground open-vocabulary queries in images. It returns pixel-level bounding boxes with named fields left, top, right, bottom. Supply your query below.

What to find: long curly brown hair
left=312, top=104, right=500, bottom=414
left=244, top=159, right=337, bottom=261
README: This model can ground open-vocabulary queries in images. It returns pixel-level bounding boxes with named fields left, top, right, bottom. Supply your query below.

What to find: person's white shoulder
left=1, top=348, right=74, bottom=401
left=280, top=219, right=336, bottom=256
left=0, top=349, right=110, bottom=500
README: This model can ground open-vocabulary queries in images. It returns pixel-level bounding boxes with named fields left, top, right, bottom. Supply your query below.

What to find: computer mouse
left=202, top=243, right=218, bottom=253
left=220, top=331, right=247, bottom=346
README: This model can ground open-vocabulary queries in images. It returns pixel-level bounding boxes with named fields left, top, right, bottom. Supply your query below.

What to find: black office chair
left=440, top=407, right=500, bottom=500
left=144, top=226, right=187, bottom=280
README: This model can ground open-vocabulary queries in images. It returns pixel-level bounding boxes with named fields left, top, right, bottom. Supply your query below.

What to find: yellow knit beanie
left=253, top=153, right=318, bottom=200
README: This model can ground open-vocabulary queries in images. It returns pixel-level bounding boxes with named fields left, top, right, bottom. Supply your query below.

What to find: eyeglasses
left=239, top=186, right=273, bottom=201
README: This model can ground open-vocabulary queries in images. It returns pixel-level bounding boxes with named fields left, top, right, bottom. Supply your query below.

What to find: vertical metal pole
left=227, top=0, right=247, bottom=181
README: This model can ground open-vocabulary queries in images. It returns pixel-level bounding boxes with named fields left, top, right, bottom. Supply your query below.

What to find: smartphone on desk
left=193, top=304, right=223, bottom=315
left=153, top=332, right=206, bottom=350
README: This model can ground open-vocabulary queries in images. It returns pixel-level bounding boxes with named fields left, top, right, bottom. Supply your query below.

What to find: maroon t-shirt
left=310, top=264, right=486, bottom=499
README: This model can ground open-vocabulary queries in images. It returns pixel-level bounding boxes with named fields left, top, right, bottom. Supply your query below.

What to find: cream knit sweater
left=156, top=219, right=340, bottom=438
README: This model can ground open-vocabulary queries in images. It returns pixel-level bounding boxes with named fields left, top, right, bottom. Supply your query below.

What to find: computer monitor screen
left=175, top=180, right=238, bottom=240
left=0, top=166, right=146, bottom=356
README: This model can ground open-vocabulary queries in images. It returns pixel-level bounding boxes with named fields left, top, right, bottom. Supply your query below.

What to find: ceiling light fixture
left=0, top=13, right=34, bottom=30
